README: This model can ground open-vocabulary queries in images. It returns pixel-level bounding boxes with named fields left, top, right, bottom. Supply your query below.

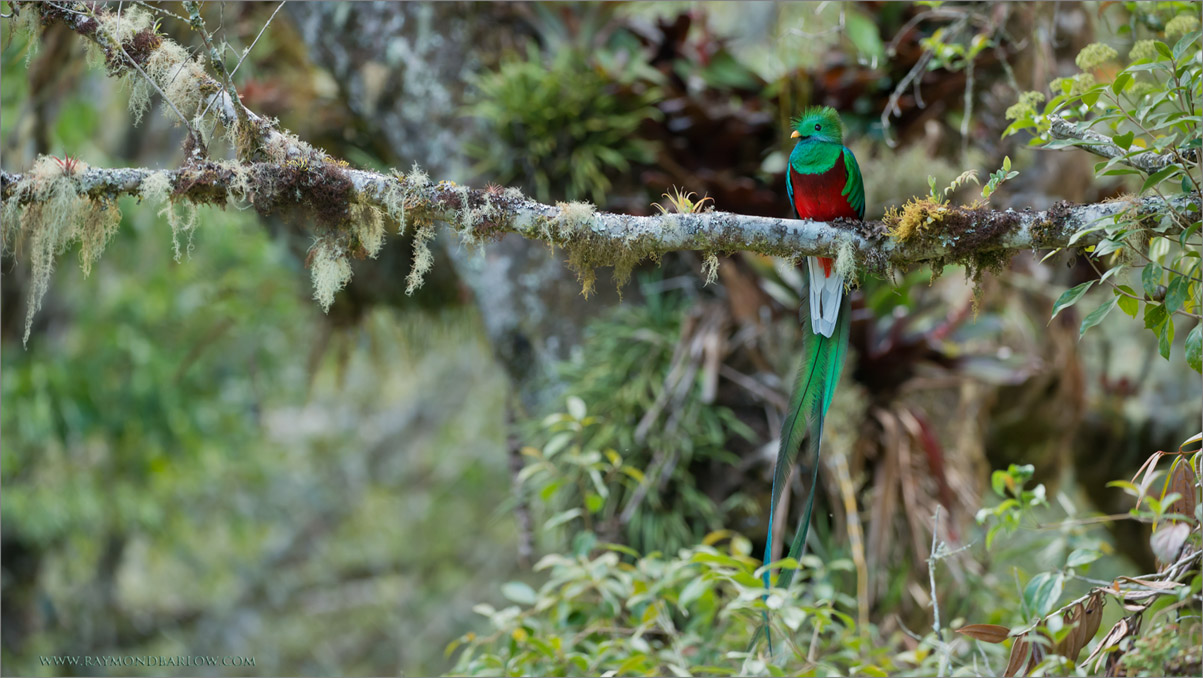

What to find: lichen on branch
left=5, top=2, right=1198, bottom=328
left=4, top=160, right=1193, bottom=330
left=1, top=157, right=121, bottom=344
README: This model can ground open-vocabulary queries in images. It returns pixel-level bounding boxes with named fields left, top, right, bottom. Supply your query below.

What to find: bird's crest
left=790, top=106, right=844, bottom=143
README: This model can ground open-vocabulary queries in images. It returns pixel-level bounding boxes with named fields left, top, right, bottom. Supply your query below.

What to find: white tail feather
left=806, top=256, right=843, bottom=337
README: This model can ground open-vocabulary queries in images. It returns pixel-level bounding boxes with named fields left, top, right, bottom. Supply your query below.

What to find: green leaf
left=1094, top=238, right=1123, bottom=256
left=678, top=575, right=709, bottom=610
left=1113, top=130, right=1135, bottom=150
left=1159, top=317, right=1175, bottom=360
left=1051, top=281, right=1094, bottom=320
left=1142, top=166, right=1181, bottom=193
left=1186, top=324, right=1202, bottom=373
left=1142, top=262, right=1164, bottom=297
left=1107, top=479, right=1141, bottom=495
left=539, top=479, right=563, bottom=502
left=615, top=655, right=651, bottom=676
left=1179, top=222, right=1200, bottom=248
left=991, top=470, right=1007, bottom=497
left=1080, top=296, right=1118, bottom=337
left=585, top=492, right=605, bottom=514
left=1066, top=548, right=1102, bottom=568
left=544, top=508, right=582, bottom=529
left=1144, top=302, right=1168, bottom=330
left=1023, top=572, right=1064, bottom=618
left=1154, top=40, right=1174, bottom=61
left=1068, top=224, right=1109, bottom=245
left=845, top=9, right=886, bottom=59
left=1164, top=276, right=1191, bottom=313
left=566, top=395, right=587, bottom=421
left=543, top=432, right=574, bottom=458
left=1100, top=263, right=1125, bottom=282
left=1111, top=71, right=1133, bottom=95
left=1117, top=288, right=1139, bottom=317
left=501, top=581, right=538, bottom=606
left=986, top=524, right=1001, bottom=550
left=1174, top=30, right=1203, bottom=60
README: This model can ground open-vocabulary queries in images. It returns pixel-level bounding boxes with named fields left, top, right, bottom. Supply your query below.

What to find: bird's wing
left=841, top=147, right=866, bottom=220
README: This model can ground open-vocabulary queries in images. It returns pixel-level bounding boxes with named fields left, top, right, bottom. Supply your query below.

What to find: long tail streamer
left=760, top=267, right=851, bottom=655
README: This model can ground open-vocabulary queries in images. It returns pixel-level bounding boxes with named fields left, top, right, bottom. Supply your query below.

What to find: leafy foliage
left=466, top=39, right=662, bottom=204
left=449, top=536, right=890, bottom=677
left=975, top=464, right=1049, bottom=550
left=523, top=281, right=758, bottom=556
left=959, top=438, right=1202, bottom=677
left=1005, top=20, right=1202, bottom=369
left=463, top=391, right=1203, bottom=677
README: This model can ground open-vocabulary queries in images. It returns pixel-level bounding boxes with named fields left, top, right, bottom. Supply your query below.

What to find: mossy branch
left=2, top=153, right=1196, bottom=349
left=5, top=1, right=1199, bottom=336
left=1047, top=114, right=1200, bottom=173
left=23, top=1, right=305, bottom=164
left=4, top=163, right=1192, bottom=270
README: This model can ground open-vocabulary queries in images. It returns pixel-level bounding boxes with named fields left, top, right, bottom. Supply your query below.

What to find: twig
left=45, top=2, right=201, bottom=141
left=881, top=16, right=969, bottom=147
left=961, top=55, right=974, bottom=161
left=1010, top=547, right=1201, bottom=639
left=37, top=1, right=277, bottom=157
left=230, top=1, right=285, bottom=79
left=132, top=1, right=187, bottom=22
left=183, top=1, right=251, bottom=140
left=882, top=50, right=934, bottom=148
left=886, top=8, right=991, bottom=56
left=194, top=0, right=277, bottom=146
left=1082, top=254, right=1199, bottom=321
left=928, top=506, right=948, bottom=677
left=1130, top=246, right=1203, bottom=285
left=110, top=27, right=198, bottom=138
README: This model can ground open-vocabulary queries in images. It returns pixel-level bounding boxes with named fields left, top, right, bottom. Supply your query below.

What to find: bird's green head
left=790, top=106, right=844, bottom=145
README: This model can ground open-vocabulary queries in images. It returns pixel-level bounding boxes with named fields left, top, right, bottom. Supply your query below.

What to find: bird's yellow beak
left=791, top=130, right=801, bottom=139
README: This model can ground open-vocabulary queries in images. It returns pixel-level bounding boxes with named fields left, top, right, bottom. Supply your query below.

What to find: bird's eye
left=814, top=124, right=822, bottom=131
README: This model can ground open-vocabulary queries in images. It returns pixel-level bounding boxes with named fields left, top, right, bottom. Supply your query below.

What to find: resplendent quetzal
left=761, top=106, right=864, bottom=648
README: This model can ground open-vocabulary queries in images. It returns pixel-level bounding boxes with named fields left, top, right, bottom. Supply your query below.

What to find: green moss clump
left=884, top=195, right=1023, bottom=294
left=883, top=197, right=952, bottom=243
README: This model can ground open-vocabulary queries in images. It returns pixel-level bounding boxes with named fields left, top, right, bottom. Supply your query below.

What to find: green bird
left=761, top=106, right=864, bottom=650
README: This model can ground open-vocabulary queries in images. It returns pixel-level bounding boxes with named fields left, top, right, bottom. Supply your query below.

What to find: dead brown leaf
left=956, top=623, right=1011, bottom=644
left=1053, top=591, right=1105, bottom=663
left=1165, top=457, right=1198, bottom=525
left=1086, top=616, right=1140, bottom=675
left=1004, top=630, right=1050, bottom=677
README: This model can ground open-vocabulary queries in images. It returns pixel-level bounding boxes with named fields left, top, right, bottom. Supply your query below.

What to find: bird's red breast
left=788, top=153, right=859, bottom=223
left=790, top=153, right=858, bottom=279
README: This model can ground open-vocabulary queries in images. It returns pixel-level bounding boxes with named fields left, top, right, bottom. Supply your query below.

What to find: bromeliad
left=761, top=106, right=864, bottom=650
